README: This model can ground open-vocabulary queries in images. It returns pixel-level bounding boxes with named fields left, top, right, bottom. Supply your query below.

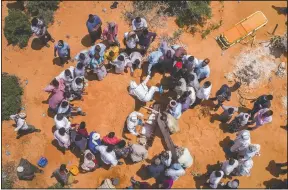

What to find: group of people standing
left=8, top=8, right=275, bottom=189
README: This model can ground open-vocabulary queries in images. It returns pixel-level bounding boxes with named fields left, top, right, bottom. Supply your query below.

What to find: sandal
left=110, top=1, right=118, bottom=9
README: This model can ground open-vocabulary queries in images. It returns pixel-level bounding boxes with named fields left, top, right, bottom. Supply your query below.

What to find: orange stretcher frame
left=216, top=11, right=268, bottom=50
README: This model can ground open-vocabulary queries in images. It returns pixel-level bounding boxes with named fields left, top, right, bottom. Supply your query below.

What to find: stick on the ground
left=142, top=106, right=160, bottom=114
left=272, top=24, right=279, bottom=35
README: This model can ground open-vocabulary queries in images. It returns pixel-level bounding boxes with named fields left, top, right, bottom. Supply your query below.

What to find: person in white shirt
left=110, top=53, right=131, bottom=74
left=96, top=145, right=123, bottom=167
left=129, top=75, right=163, bottom=102
left=182, top=55, right=200, bottom=72
left=55, top=66, right=75, bottom=88
left=54, top=127, right=71, bottom=151
left=54, top=114, right=71, bottom=131
left=10, top=113, right=41, bottom=139
left=177, top=147, right=193, bottom=169
left=71, top=76, right=86, bottom=100
left=124, top=31, right=139, bottom=53
left=132, top=17, right=148, bottom=32
left=127, top=51, right=143, bottom=76
left=221, top=158, right=239, bottom=176
left=233, top=159, right=254, bottom=176
left=81, top=149, right=99, bottom=172
left=165, top=163, right=186, bottom=181
left=88, top=43, right=106, bottom=57
left=238, top=144, right=261, bottom=161
left=230, top=130, right=251, bottom=153
left=74, top=62, right=86, bottom=78
left=126, top=111, right=144, bottom=136
left=192, top=81, right=212, bottom=108
left=207, top=170, right=224, bottom=189
left=30, top=17, right=54, bottom=47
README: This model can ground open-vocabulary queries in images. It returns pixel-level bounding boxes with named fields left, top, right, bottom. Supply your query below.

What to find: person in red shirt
left=76, top=122, right=89, bottom=138
left=102, top=132, right=121, bottom=146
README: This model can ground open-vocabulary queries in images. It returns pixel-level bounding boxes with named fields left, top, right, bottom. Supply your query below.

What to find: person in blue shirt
left=88, top=43, right=106, bottom=58
left=167, top=100, right=182, bottom=119
left=147, top=50, right=164, bottom=77
left=194, top=58, right=210, bottom=82
left=54, top=40, right=71, bottom=66
left=86, top=14, right=102, bottom=44
left=88, top=132, right=102, bottom=154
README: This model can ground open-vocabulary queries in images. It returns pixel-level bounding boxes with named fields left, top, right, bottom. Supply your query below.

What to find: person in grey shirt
left=54, top=40, right=71, bottom=66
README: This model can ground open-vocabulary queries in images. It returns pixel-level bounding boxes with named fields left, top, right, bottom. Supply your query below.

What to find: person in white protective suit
left=126, top=111, right=144, bottom=136
left=129, top=75, right=163, bottom=102
left=230, top=130, right=251, bottom=153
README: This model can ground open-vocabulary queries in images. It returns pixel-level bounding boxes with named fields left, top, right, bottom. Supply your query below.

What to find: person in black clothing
left=250, top=94, right=273, bottom=119
left=17, top=158, right=43, bottom=181
left=138, top=29, right=157, bottom=55
left=146, top=158, right=165, bottom=181
left=210, top=84, right=231, bottom=111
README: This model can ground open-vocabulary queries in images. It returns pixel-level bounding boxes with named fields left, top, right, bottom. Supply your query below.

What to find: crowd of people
left=8, top=10, right=276, bottom=189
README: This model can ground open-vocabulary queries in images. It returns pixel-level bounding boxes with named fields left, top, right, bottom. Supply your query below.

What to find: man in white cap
left=221, top=158, right=239, bottom=176
left=126, top=111, right=144, bottom=136
left=129, top=75, right=163, bottom=102
left=233, top=159, right=254, bottom=176
left=207, top=170, right=224, bottom=189
left=54, top=127, right=71, bottom=153
left=230, top=130, right=251, bottom=153
left=98, top=178, right=120, bottom=189
left=10, top=113, right=41, bottom=139
left=54, top=114, right=71, bottom=131
left=165, top=163, right=186, bottom=181
left=17, top=158, right=43, bottom=180
left=96, top=145, right=123, bottom=167
left=129, top=142, right=148, bottom=163
left=238, top=144, right=261, bottom=161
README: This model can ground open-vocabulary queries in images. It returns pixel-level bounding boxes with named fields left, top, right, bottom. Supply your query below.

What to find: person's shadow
left=136, top=164, right=150, bottom=180
left=51, top=139, right=66, bottom=154
left=81, top=34, right=93, bottom=47
left=266, top=160, right=287, bottom=177
left=263, top=178, right=287, bottom=189
left=31, top=38, right=45, bottom=50
left=219, top=136, right=235, bottom=159
left=272, top=5, right=288, bottom=15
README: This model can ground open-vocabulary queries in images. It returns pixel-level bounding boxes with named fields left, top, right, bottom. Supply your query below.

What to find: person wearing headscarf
left=101, top=22, right=119, bottom=46
left=98, top=178, right=120, bottom=189
left=124, top=31, right=139, bottom=54
left=88, top=132, right=101, bottom=154
left=81, top=149, right=99, bottom=172
left=221, top=158, right=239, bottom=176
left=90, top=52, right=107, bottom=81
left=238, top=144, right=261, bottom=161
left=228, top=112, right=250, bottom=133
left=146, top=158, right=165, bottom=180
left=165, top=163, right=186, bottom=181
left=54, top=114, right=71, bottom=131
left=167, top=100, right=182, bottom=119
left=126, top=111, right=144, bottom=136
left=17, top=158, right=43, bottom=181
left=247, top=108, right=273, bottom=131
left=129, top=75, right=163, bottom=102
left=10, top=113, right=41, bottom=139
left=230, top=130, right=251, bottom=153
left=233, top=159, right=254, bottom=176
left=207, top=170, right=224, bottom=189
left=160, top=150, right=172, bottom=167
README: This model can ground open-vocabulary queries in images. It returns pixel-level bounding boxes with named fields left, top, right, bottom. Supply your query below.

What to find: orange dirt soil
left=1, top=1, right=287, bottom=188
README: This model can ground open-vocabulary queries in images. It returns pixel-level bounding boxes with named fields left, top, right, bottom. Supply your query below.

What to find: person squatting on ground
left=210, top=84, right=232, bottom=111
left=129, top=75, right=163, bottom=103
left=31, top=17, right=54, bottom=47
left=126, top=111, right=144, bottom=136
left=51, top=164, right=76, bottom=187
left=81, top=149, right=100, bottom=172
left=17, top=158, right=43, bottom=181
left=10, top=113, right=41, bottom=139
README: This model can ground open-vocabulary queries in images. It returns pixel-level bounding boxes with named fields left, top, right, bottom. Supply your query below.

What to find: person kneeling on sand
left=57, top=100, right=86, bottom=118
left=54, top=127, right=71, bottom=153
left=129, top=142, right=148, bottom=163
left=17, top=158, right=43, bottom=181
left=10, top=113, right=41, bottom=139
left=129, top=75, right=163, bottom=103
left=126, top=111, right=144, bottom=136
left=207, top=170, right=224, bottom=189
left=81, top=149, right=100, bottom=173
left=102, top=132, right=121, bottom=146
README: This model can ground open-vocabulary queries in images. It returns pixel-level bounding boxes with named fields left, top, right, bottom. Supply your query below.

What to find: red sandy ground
left=1, top=1, right=287, bottom=188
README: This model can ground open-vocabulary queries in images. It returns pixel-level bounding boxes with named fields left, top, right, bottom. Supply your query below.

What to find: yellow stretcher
left=216, top=11, right=268, bottom=50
